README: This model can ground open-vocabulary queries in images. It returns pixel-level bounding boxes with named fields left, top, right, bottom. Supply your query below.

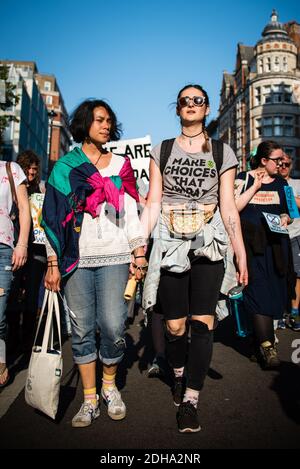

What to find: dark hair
left=16, top=150, right=41, bottom=185
left=69, top=99, right=122, bottom=143
left=176, top=84, right=210, bottom=153
left=251, top=140, right=282, bottom=169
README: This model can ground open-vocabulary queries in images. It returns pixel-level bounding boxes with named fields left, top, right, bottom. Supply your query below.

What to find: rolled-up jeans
left=0, top=244, right=13, bottom=363
left=63, top=264, right=129, bottom=366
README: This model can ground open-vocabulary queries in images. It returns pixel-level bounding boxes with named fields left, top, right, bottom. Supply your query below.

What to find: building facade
left=35, top=73, right=72, bottom=174
left=0, top=62, right=49, bottom=177
left=0, top=60, right=71, bottom=178
left=217, top=11, right=300, bottom=174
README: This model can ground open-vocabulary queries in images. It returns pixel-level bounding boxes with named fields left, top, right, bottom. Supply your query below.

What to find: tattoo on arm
left=228, top=216, right=236, bottom=239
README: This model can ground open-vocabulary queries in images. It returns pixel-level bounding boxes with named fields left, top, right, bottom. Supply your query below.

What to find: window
left=274, top=56, right=280, bottom=72
left=263, top=117, right=273, bottom=136
left=256, top=118, right=262, bottom=137
left=258, top=58, right=263, bottom=74
left=256, top=116, right=294, bottom=138
left=46, top=95, right=53, bottom=105
left=44, top=81, right=51, bottom=92
left=255, top=87, right=261, bottom=106
left=284, top=85, right=292, bottom=103
left=263, top=85, right=271, bottom=104
left=283, top=57, right=288, bottom=72
left=265, top=57, right=271, bottom=72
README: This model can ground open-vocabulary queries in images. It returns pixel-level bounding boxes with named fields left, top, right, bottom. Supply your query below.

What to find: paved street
left=0, top=311, right=300, bottom=450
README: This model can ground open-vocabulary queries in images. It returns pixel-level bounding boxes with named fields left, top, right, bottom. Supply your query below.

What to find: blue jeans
left=0, top=244, right=13, bottom=362
left=63, top=264, right=129, bottom=366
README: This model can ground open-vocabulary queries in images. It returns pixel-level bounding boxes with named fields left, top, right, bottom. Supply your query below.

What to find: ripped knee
left=190, top=319, right=210, bottom=334
left=0, top=288, right=5, bottom=297
left=114, top=337, right=126, bottom=349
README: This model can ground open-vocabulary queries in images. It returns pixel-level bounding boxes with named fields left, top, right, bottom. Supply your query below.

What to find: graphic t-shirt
left=151, top=139, right=238, bottom=205
left=237, top=172, right=288, bottom=226
left=0, top=161, right=26, bottom=248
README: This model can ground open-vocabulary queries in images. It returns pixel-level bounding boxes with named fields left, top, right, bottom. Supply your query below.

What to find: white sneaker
left=72, top=396, right=100, bottom=428
left=101, top=387, right=126, bottom=420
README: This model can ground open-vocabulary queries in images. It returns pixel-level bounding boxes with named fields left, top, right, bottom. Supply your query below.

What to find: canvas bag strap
left=6, top=162, right=18, bottom=206
left=52, top=292, right=62, bottom=353
left=41, top=291, right=55, bottom=353
left=43, top=291, right=63, bottom=353
left=33, top=288, right=49, bottom=346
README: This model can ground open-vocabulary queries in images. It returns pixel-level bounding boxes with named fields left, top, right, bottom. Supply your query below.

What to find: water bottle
left=228, top=284, right=249, bottom=338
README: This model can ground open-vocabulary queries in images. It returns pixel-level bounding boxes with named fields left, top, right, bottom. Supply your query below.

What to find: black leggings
left=166, top=319, right=213, bottom=391
left=252, top=313, right=275, bottom=345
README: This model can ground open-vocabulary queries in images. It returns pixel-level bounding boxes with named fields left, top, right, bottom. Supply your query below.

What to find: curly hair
left=16, top=150, right=41, bottom=185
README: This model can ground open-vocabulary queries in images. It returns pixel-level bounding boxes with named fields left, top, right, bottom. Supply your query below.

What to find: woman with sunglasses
left=235, top=141, right=293, bottom=368
left=278, top=154, right=300, bottom=331
left=141, top=84, right=248, bottom=433
left=42, top=99, right=146, bottom=427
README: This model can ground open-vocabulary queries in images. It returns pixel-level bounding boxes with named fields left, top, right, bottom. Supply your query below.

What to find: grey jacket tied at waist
left=142, top=208, right=230, bottom=311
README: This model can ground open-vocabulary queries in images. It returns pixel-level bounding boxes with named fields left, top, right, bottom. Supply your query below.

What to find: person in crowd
left=0, top=160, right=31, bottom=386
left=42, top=99, right=146, bottom=427
left=6, top=151, right=47, bottom=352
left=141, top=84, right=248, bottom=433
left=235, top=141, right=293, bottom=368
left=278, top=153, right=300, bottom=331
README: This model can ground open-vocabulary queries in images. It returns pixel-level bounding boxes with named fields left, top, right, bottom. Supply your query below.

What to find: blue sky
left=0, top=0, right=299, bottom=146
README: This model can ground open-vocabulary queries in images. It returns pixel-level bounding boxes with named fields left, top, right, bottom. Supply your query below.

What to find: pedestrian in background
left=6, top=151, right=47, bottom=352
left=42, top=99, right=146, bottom=427
left=142, top=84, right=248, bottom=433
left=278, top=152, right=300, bottom=331
left=0, top=160, right=30, bottom=386
left=235, top=141, right=293, bottom=368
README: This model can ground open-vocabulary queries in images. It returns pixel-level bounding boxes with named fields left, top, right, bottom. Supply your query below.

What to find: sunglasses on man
left=280, top=162, right=291, bottom=169
left=178, top=96, right=206, bottom=107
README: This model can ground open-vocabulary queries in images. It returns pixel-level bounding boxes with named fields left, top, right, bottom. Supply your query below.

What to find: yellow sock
left=102, top=371, right=116, bottom=392
left=83, top=387, right=97, bottom=405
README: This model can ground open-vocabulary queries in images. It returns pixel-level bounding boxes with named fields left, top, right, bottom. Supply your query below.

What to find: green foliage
left=0, top=64, right=20, bottom=153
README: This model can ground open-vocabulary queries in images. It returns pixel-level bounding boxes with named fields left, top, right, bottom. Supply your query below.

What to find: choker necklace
left=181, top=130, right=203, bottom=146
left=93, top=153, right=102, bottom=166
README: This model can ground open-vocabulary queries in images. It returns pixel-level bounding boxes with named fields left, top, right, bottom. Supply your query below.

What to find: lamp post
left=47, top=109, right=57, bottom=177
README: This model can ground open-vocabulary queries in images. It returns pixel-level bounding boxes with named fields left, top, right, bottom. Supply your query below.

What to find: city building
left=35, top=73, right=72, bottom=174
left=217, top=10, right=300, bottom=174
left=0, top=61, right=49, bottom=177
left=0, top=60, right=71, bottom=178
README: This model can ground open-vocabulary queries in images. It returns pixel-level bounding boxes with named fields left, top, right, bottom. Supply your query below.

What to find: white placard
left=105, top=135, right=151, bottom=183
left=29, top=193, right=46, bottom=244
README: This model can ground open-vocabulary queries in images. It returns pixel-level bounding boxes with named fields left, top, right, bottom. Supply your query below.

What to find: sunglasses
left=280, top=162, right=291, bottom=169
left=178, top=96, right=206, bottom=107
left=266, top=157, right=283, bottom=165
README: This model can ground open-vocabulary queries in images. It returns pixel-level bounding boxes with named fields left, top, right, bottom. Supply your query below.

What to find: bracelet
left=16, top=243, right=28, bottom=249
left=47, top=260, right=59, bottom=266
left=134, top=255, right=146, bottom=259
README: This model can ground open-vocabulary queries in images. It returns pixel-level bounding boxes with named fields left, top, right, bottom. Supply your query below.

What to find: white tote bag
left=25, top=290, right=63, bottom=419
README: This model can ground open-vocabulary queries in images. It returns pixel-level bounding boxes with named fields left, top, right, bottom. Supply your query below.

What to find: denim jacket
left=142, top=208, right=236, bottom=311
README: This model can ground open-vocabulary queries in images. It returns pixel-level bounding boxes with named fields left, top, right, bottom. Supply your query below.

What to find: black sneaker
left=173, top=377, right=185, bottom=407
left=147, top=356, right=166, bottom=378
left=260, top=341, right=281, bottom=369
left=177, top=401, right=201, bottom=433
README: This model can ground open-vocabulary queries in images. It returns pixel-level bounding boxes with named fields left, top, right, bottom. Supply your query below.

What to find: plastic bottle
left=228, top=285, right=249, bottom=338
